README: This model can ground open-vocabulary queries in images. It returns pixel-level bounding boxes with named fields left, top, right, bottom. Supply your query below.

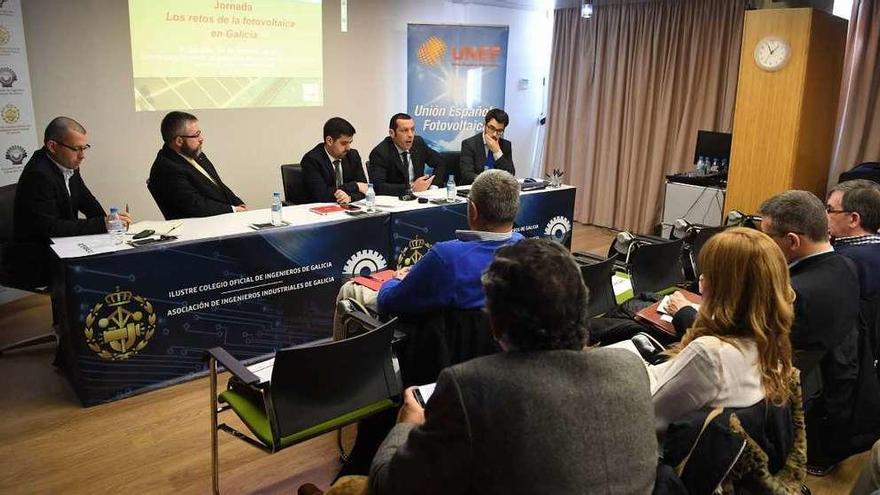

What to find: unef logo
left=417, top=36, right=502, bottom=67
left=417, top=36, right=446, bottom=66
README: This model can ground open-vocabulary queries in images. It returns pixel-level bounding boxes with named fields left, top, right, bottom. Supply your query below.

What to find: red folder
left=634, top=289, right=702, bottom=336
left=309, top=205, right=346, bottom=215
left=351, top=269, right=396, bottom=291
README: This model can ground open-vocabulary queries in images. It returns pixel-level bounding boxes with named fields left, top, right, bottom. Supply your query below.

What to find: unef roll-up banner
left=0, top=0, right=37, bottom=187
left=407, top=24, right=508, bottom=152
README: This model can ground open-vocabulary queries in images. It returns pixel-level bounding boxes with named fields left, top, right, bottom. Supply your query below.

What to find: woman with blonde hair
left=647, top=227, right=796, bottom=435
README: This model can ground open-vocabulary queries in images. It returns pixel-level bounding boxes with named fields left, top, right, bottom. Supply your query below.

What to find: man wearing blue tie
left=458, top=108, right=515, bottom=185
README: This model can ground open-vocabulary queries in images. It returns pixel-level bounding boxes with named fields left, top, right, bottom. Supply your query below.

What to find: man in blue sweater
left=332, top=169, right=523, bottom=339
left=826, top=179, right=880, bottom=298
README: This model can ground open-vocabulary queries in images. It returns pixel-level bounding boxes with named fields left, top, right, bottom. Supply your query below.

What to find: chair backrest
left=268, top=319, right=400, bottom=440
left=629, top=237, right=686, bottom=295
left=280, top=163, right=308, bottom=205
left=439, top=151, right=460, bottom=184
left=688, top=226, right=725, bottom=280
left=0, top=183, right=15, bottom=243
left=146, top=178, right=172, bottom=220
left=395, top=308, right=498, bottom=387
left=574, top=254, right=617, bottom=317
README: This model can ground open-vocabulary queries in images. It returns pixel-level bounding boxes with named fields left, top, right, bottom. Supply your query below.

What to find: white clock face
left=754, top=36, right=790, bottom=72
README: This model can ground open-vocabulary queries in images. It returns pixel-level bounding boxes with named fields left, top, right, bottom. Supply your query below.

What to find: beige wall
left=21, top=0, right=552, bottom=219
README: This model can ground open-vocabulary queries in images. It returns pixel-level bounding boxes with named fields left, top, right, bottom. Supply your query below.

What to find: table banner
left=390, top=188, right=575, bottom=268
left=60, top=215, right=390, bottom=406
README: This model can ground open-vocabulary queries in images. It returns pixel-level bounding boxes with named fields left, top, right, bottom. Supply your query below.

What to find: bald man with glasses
left=10, top=116, right=131, bottom=285
left=148, top=111, right=246, bottom=220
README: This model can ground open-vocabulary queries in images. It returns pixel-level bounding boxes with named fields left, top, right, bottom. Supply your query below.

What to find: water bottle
left=365, top=183, right=376, bottom=213
left=696, top=156, right=706, bottom=175
left=270, top=192, right=283, bottom=226
left=107, top=207, right=125, bottom=245
left=710, top=158, right=720, bottom=174
left=446, top=175, right=456, bottom=202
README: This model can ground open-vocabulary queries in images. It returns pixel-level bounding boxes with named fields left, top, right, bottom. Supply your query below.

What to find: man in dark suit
left=148, top=111, right=246, bottom=220
left=368, top=239, right=658, bottom=494
left=10, top=116, right=131, bottom=286
left=368, top=113, right=443, bottom=196
left=758, top=190, right=862, bottom=473
left=458, top=108, right=515, bottom=185
left=300, top=117, right=367, bottom=204
left=826, top=179, right=880, bottom=298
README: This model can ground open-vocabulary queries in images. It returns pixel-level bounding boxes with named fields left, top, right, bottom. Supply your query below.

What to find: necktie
left=485, top=149, right=495, bottom=170
left=333, top=159, right=343, bottom=187
left=402, top=151, right=414, bottom=184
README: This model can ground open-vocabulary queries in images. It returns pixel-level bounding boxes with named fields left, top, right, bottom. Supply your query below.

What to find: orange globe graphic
left=417, top=36, right=447, bottom=66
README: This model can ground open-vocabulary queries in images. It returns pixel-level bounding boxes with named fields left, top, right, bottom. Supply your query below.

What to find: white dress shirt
left=648, top=335, right=764, bottom=435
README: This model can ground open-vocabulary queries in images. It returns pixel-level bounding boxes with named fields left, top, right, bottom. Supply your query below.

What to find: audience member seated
left=300, top=117, right=368, bottom=205
left=10, top=116, right=132, bottom=286
left=148, top=111, right=247, bottom=219
left=367, top=238, right=658, bottom=494
left=633, top=227, right=796, bottom=436
left=332, top=169, right=523, bottom=340
left=826, top=179, right=880, bottom=298
left=367, top=113, right=443, bottom=196
left=458, top=108, right=515, bottom=185
left=759, top=190, right=861, bottom=474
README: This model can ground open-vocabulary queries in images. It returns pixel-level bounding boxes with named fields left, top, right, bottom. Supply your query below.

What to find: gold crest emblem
left=1, top=103, right=19, bottom=124
left=0, top=26, right=9, bottom=46
left=84, top=287, right=157, bottom=360
left=396, top=236, right=432, bottom=268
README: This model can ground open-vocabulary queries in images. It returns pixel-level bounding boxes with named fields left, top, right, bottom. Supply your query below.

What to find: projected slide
left=129, top=0, right=323, bottom=111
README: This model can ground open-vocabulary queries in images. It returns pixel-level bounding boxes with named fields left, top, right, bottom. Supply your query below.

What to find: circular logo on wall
left=1, top=103, right=19, bottom=124
left=397, top=236, right=432, bottom=268
left=544, top=216, right=572, bottom=242
left=5, top=144, right=26, bottom=164
left=84, top=287, right=157, bottom=360
left=342, top=249, right=388, bottom=277
left=417, top=36, right=446, bottom=66
left=0, top=26, right=9, bottom=46
left=0, top=67, right=16, bottom=87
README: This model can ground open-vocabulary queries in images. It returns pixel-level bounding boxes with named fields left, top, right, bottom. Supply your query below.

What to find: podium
left=724, top=8, right=847, bottom=215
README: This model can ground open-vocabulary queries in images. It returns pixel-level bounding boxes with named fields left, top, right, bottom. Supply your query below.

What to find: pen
left=125, top=203, right=129, bottom=214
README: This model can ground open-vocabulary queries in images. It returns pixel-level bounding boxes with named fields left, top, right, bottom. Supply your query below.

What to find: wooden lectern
left=724, top=8, right=847, bottom=216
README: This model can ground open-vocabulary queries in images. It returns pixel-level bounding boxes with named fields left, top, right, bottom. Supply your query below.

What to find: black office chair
left=280, top=163, right=308, bottom=205
left=146, top=178, right=172, bottom=220
left=0, top=183, right=57, bottom=356
left=207, top=318, right=401, bottom=494
left=573, top=254, right=618, bottom=317
left=628, top=237, right=686, bottom=295
left=438, top=151, right=460, bottom=184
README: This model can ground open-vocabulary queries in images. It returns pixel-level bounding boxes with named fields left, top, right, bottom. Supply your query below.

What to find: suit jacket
left=459, top=132, right=515, bottom=185
left=148, top=145, right=243, bottom=220
left=299, top=143, right=367, bottom=203
left=369, top=348, right=658, bottom=495
left=368, top=136, right=443, bottom=196
left=13, top=147, right=106, bottom=242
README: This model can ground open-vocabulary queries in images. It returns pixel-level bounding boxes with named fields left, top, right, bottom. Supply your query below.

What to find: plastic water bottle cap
left=110, top=207, right=118, bottom=213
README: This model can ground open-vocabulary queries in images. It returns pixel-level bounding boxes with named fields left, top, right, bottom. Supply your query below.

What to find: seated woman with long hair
left=648, top=227, right=795, bottom=435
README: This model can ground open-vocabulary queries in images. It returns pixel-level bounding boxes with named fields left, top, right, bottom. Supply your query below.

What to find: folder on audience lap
left=352, top=269, right=395, bottom=291
left=634, top=289, right=702, bottom=336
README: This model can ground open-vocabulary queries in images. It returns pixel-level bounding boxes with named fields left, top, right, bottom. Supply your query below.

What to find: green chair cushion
left=219, top=390, right=396, bottom=449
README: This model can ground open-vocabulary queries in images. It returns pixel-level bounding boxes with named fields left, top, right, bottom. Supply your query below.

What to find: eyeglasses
left=485, top=124, right=505, bottom=136
left=177, top=131, right=202, bottom=139
left=825, top=205, right=850, bottom=214
left=53, top=141, right=91, bottom=153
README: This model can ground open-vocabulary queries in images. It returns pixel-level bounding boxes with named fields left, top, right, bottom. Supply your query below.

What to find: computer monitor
left=693, top=130, right=732, bottom=165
